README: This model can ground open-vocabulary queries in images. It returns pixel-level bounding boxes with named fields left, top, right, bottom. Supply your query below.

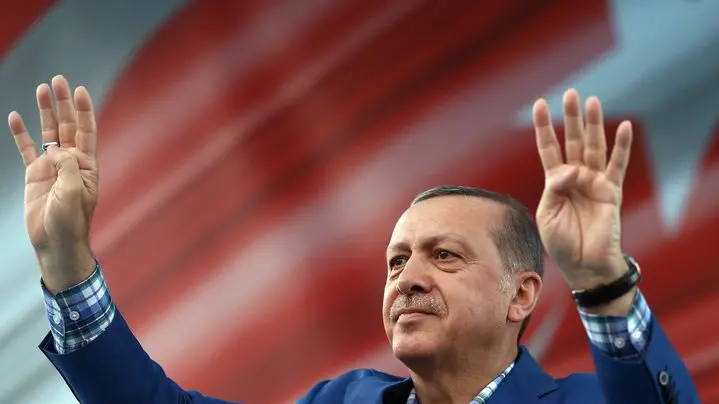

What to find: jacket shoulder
left=297, top=368, right=405, bottom=403
left=552, top=372, right=605, bottom=402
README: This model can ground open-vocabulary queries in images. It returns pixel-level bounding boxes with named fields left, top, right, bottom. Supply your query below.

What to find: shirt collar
left=405, top=361, right=515, bottom=404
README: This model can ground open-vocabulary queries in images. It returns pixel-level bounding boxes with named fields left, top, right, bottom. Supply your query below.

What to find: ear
left=506, top=271, right=542, bottom=324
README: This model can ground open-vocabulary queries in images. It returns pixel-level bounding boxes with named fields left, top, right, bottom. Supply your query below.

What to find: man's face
left=382, top=196, right=510, bottom=364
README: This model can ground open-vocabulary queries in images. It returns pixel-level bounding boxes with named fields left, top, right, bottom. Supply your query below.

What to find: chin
left=391, top=331, right=440, bottom=364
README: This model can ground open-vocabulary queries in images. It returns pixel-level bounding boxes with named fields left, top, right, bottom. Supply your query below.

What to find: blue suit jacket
left=40, top=311, right=699, bottom=403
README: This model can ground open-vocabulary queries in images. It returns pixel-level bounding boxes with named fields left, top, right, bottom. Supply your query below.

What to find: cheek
left=382, top=287, right=396, bottom=340
left=382, top=286, right=396, bottom=316
left=448, top=279, right=502, bottom=319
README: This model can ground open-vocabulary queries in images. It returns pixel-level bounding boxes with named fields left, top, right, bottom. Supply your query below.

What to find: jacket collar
left=349, top=346, right=558, bottom=404
left=489, top=346, right=559, bottom=403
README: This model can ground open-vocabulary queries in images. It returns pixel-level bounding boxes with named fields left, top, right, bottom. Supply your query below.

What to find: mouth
left=395, top=308, right=432, bottom=322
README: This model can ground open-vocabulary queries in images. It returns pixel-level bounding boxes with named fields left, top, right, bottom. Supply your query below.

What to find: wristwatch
left=571, top=255, right=642, bottom=309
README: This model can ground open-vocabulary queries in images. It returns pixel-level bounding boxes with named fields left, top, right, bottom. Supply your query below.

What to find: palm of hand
left=537, top=165, right=622, bottom=274
left=532, top=90, right=633, bottom=288
left=24, top=148, right=97, bottom=249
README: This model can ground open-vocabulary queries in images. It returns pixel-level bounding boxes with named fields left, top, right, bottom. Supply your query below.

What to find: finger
left=37, top=83, right=59, bottom=145
left=605, top=121, right=633, bottom=186
left=533, top=98, right=563, bottom=173
left=45, top=146, right=83, bottom=194
left=583, top=96, right=607, bottom=171
left=51, top=75, right=78, bottom=148
left=562, top=89, right=584, bottom=164
left=74, top=86, right=98, bottom=157
left=8, top=111, right=40, bottom=166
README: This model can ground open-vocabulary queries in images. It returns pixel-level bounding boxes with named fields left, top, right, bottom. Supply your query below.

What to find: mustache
left=390, top=294, right=445, bottom=321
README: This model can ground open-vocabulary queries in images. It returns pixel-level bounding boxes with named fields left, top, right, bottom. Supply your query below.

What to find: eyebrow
left=386, top=233, right=475, bottom=255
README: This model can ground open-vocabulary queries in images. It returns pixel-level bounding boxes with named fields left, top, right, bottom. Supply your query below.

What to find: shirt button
left=52, top=313, right=62, bottom=325
left=69, top=311, right=80, bottom=321
left=631, top=330, right=643, bottom=341
left=613, top=337, right=626, bottom=349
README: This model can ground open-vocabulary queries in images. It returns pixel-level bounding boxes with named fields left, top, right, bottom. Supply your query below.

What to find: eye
left=388, top=256, right=407, bottom=270
left=435, top=249, right=455, bottom=260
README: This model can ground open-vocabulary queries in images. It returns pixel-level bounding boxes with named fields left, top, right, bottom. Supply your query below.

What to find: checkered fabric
left=406, top=361, right=514, bottom=404
left=42, top=262, right=115, bottom=354
left=42, top=263, right=654, bottom=403
left=579, top=289, right=652, bottom=358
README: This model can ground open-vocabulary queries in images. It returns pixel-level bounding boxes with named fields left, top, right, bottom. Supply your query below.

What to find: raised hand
left=532, top=89, right=633, bottom=293
left=9, top=75, right=99, bottom=294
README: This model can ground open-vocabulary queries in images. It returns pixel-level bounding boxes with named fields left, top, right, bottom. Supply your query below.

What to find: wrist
left=564, top=254, right=630, bottom=291
left=579, top=287, right=636, bottom=316
left=571, top=255, right=640, bottom=315
left=36, top=242, right=96, bottom=294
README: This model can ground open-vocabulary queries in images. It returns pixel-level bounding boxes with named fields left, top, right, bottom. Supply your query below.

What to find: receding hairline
left=409, top=192, right=511, bottom=231
left=390, top=194, right=511, bottom=262
left=411, top=186, right=524, bottom=212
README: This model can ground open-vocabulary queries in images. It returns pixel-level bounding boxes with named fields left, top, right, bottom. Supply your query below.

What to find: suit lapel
left=489, top=346, right=559, bottom=403
left=348, top=373, right=412, bottom=404
left=347, top=347, right=556, bottom=404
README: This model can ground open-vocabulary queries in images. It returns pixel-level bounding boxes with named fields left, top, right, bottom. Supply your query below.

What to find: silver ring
left=42, top=141, right=59, bottom=152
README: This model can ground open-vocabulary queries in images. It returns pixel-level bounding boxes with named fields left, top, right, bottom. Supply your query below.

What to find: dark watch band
left=571, top=255, right=642, bottom=308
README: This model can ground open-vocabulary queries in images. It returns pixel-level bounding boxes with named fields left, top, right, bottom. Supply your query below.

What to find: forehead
left=389, top=195, right=504, bottom=247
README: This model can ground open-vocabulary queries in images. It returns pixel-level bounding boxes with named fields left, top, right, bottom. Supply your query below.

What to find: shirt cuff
left=578, top=289, right=653, bottom=359
left=41, top=262, right=116, bottom=354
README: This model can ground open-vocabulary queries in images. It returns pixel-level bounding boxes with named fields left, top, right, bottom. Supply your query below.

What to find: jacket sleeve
left=39, top=263, right=239, bottom=404
left=580, top=290, right=700, bottom=403
left=40, top=309, right=238, bottom=404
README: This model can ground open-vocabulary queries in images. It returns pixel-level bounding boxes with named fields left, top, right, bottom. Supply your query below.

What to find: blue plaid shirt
left=406, top=361, right=515, bottom=404
left=42, top=262, right=115, bottom=354
left=42, top=263, right=653, bottom=403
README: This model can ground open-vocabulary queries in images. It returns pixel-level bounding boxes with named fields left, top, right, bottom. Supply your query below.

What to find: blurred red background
left=1, top=1, right=717, bottom=403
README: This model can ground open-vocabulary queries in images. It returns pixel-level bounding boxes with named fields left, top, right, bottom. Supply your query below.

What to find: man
left=9, top=75, right=698, bottom=403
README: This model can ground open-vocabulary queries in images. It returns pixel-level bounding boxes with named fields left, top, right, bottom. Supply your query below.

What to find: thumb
left=45, top=146, right=82, bottom=189
left=539, top=165, right=579, bottom=209
left=545, top=165, right=579, bottom=195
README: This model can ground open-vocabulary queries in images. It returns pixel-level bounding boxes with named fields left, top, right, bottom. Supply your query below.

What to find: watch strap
left=571, top=255, right=642, bottom=309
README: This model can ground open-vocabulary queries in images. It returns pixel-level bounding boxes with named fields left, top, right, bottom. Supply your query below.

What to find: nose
left=395, top=255, right=433, bottom=295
